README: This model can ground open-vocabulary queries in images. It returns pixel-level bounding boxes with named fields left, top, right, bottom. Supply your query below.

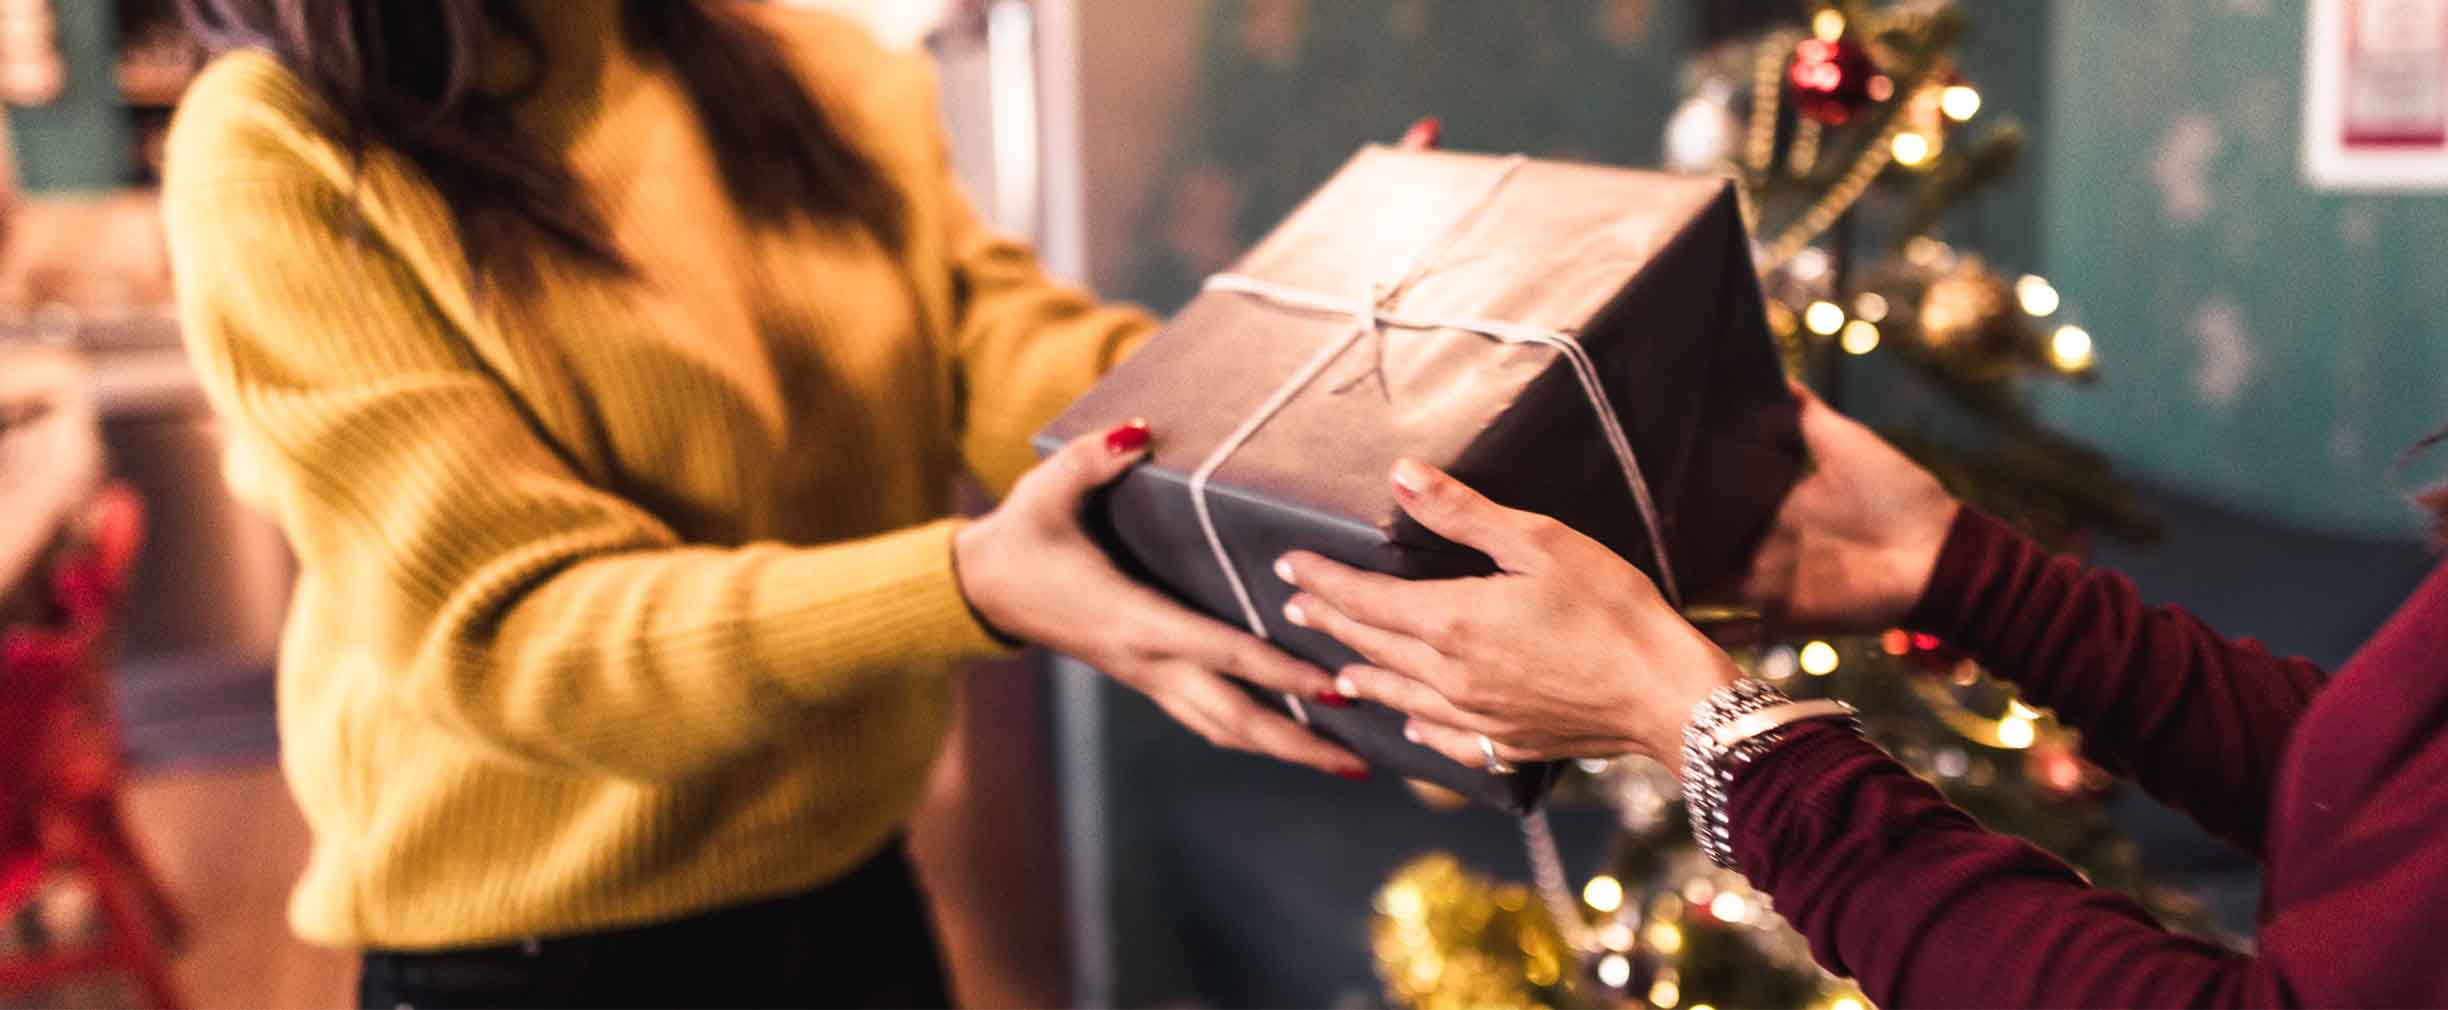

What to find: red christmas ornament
left=1787, top=37, right=1887, bottom=126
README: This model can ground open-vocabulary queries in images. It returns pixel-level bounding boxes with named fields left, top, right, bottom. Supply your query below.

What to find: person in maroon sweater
left=1274, top=386, right=2448, bottom=1008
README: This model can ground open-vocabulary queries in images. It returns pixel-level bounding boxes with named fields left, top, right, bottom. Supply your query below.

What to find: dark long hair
left=176, top=0, right=904, bottom=284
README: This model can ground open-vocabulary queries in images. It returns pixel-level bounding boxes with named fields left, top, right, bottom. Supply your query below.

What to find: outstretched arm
left=1741, top=387, right=2322, bottom=853
left=1902, top=508, right=2324, bottom=853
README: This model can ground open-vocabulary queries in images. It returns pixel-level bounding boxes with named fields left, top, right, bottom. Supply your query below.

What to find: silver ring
left=1479, top=734, right=1518, bottom=775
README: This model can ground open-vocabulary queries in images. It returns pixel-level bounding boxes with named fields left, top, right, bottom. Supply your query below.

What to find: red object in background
left=0, top=484, right=185, bottom=1010
left=1787, top=37, right=1885, bottom=126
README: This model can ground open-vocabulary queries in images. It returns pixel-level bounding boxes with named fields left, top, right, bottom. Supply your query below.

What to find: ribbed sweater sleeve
left=1903, top=509, right=2327, bottom=854
left=166, top=173, right=1011, bottom=783
left=927, top=116, right=1154, bottom=497
left=1728, top=722, right=2286, bottom=1009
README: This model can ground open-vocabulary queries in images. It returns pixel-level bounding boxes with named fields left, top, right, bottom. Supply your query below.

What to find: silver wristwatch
left=1679, top=679, right=1858, bottom=868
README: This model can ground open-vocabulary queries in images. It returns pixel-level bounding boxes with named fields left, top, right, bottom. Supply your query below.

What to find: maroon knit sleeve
left=1902, top=508, right=2327, bottom=854
left=1726, top=723, right=2294, bottom=1009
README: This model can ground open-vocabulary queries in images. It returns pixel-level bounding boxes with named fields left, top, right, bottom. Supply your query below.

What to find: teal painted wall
left=1118, top=0, right=1694, bottom=312
left=6, top=0, right=131, bottom=193
left=2038, top=1, right=2448, bottom=539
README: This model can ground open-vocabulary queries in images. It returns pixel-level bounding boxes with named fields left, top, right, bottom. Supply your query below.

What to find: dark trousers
left=358, top=842, right=949, bottom=1009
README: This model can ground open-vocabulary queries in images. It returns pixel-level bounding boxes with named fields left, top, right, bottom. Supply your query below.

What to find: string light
left=1834, top=998, right=1867, bottom=1010
left=1599, top=954, right=1634, bottom=988
left=1881, top=629, right=1912, bottom=655
left=1600, top=921, right=1636, bottom=951
left=1709, top=891, right=1753, bottom=923
left=1892, top=131, right=1933, bottom=166
left=1644, top=920, right=1684, bottom=954
left=1382, top=882, right=1424, bottom=920
left=1804, top=300, right=1846, bottom=335
left=2016, top=274, right=2061, bottom=316
left=1998, top=715, right=2037, bottom=749
left=1904, top=235, right=1951, bottom=267
left=2050, top=324, right=2095, bottom=372
left=1650, top=977, right=1682, bottom=1008
left=2008, top=699, right=2041, bottom=720
left=1811, top=7, right=1846, bottom=41
left=1840, top=319, right=1881, bottom=355
left=1584, top=875, right=1625, bottom=913
left=1941, top=84, right=1982, bottom=121
left=1799, top=640, right=1840, bottom=676
left=1853, top=291, right=1889, bottom=322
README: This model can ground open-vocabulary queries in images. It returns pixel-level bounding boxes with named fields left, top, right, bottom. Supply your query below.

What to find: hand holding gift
left=1273, top=460, right=1738, bottom=770
left=1274, top=385, right=1966, bottom=771
left=958, top=421, right=1365, bottom=779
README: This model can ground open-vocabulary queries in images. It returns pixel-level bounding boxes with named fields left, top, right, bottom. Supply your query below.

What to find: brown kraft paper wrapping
left=1037, top=146, right=1804, bottom=811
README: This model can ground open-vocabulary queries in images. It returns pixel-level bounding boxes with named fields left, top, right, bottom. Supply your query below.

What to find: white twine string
left=1185, top=153, right=1681, bottom=960
left=1183, top=152, right=1682, bottom=746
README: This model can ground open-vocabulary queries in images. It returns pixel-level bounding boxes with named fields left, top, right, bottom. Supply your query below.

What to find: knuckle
left=1522, top=515, right=1573, bottom=554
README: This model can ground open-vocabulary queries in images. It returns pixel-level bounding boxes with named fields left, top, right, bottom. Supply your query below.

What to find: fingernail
left=1273, top=557, right=1297, bottom=585
left=1391, top=459, right=1432, bottom=497
left=1334, top=673, right=1359, bottom=697
left=1104, top=418, right=1151, bottom=454
left=1337, top=767, right=1373, bottom=782
left=1282, top=600, right=1308, bottom=627
left=1400, top=116, right=1441, bottom=149
left=1314, top=689, right=1352, bottom=708
left=1403, top=723, right=1424, bottom=744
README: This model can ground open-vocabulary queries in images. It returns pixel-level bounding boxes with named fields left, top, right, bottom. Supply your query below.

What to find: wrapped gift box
left=1037, top=147, right=1803, bottom=811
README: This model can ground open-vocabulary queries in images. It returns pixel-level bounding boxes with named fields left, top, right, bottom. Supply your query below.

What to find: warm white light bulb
left=1853, top=292, right=1890, bottom=322
left=1892, top=132, right=1933, bottom=166
left=1650, top=978, right=1682, bottom=1008
left=1599, top=954, right=1633, bottom=988
left=1584, top=875, right=1625, bottom=913
left=1644, top=920, right=1684, bottom=954
left=2050, top=325, right=2095, bottom=372
left=1812, top=8, right=1846, bottom=41
left=1804, top=300, right=1847, bottom=336
left=1941, top=84, right=1982, bottom=121
left=1840, top=319, right=1881, bottom=355
left=2016, top=274, right=2061, bottom=317
left=1799, top=640, right=1840, bottom=676
left=1999, top=716, right=2038, bottom=750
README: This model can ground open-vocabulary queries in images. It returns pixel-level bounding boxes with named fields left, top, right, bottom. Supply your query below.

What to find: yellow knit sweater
left=163, top=5, right=1149, bottom=949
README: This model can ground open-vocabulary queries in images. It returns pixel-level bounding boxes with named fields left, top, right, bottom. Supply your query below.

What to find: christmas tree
left=1370, top=4, right=2221, bottom=1008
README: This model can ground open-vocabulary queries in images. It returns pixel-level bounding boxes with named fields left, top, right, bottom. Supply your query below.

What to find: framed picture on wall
left=2304, top=0, right=2448, bottom=189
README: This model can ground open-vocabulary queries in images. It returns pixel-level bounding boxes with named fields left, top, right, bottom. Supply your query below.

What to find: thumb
left=1013, top=418, right=1151, bottom=512
left=1390, top=459, right=1559, bottom=572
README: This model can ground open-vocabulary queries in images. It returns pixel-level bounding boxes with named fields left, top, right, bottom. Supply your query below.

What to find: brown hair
left=176, top=0, right=903, bottom=285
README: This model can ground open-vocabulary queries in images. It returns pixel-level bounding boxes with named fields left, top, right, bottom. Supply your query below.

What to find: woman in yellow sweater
left=162, top=1, right=1365, bottom=1005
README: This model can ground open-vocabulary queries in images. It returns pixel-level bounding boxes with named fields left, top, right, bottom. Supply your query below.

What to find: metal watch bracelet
left=1679, top=680, right=1859, bottom=868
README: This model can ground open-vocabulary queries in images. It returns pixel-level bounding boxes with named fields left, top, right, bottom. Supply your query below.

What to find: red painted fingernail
left=1338, top=767, right=1373, bottom=782
left=1400, top=116, right=1442, bottom=149
left=1314, top=690, right=1353, bottom=708
left=1104, top=418, right=1151, bottom=454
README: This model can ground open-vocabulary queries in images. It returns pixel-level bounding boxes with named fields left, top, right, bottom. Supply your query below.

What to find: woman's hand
left=1739, top=382, right=1959, bottom=634
left=956, top=421, right=1368, bottom=779
left=1274, top=461, right=1741, bottom=768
